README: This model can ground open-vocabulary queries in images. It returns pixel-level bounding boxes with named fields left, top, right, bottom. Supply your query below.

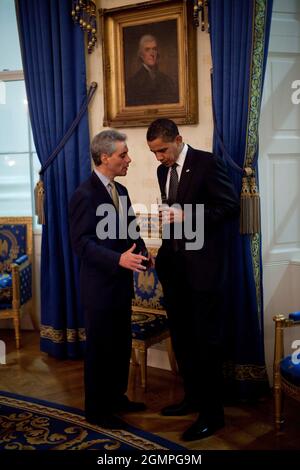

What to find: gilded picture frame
left=100, top=0, right=198, bottom=128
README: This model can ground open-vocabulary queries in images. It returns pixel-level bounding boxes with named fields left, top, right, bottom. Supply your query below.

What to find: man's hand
left=140, top=253, right=154, bottom=269
left=119, top=243, right=148, bottom=272
left=159, top=206, right=184, bottom=224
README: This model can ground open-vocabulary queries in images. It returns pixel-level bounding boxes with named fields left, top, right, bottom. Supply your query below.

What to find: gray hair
left=91, top=129, right=127, bottom=166
left=138, top=34, right=158, bottom=58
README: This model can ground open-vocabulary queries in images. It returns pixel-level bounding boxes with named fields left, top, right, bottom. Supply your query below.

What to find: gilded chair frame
left=0, top=216, right=37, bottom=348
left=273, top=314, right=300, bottom=431
left=131, top=245, right=177, bottom=390
left=131, top=305, right=177, bottom=390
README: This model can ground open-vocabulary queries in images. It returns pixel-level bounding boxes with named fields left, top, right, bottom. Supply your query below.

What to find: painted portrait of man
left=123, top=20, right=179, bottom=107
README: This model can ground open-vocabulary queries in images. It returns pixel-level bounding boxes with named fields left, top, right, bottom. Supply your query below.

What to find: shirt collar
left=94, top=169, right=112, bottom=189
left=175, top=143, right=188, bottom=168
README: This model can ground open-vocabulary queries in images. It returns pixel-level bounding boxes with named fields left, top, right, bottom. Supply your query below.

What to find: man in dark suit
left=126, top=34, right=178, bottom=106
left=69, top=130, right=148, bottom=429
left=147, top=119, right=240, bottom=441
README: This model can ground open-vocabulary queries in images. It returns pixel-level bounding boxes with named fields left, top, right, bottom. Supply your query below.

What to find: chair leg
left=274, top=385, right=284, bottom=432
left=131, top=348, right=138, bottom=366
left=166, top=336, right=178, bottom=374
left=13, top=312, right=21, bottom=349
left=139, top=349, right=147, bottom=390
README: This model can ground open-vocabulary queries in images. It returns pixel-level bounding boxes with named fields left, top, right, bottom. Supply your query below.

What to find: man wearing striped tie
left=147, top=119, right=240, bottom=441
left=69, top=129, right=148, bottom=429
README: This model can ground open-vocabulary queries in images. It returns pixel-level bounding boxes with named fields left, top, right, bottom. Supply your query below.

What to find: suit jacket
left=69, top=171, right=145, bottom=312
left=126, top=66, right=178, bottom=106
left=156, top=146, right=240, bottom=292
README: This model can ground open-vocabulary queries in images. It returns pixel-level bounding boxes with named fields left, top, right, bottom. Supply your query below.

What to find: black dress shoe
left=161, top=400, right=197, bottom=416
left=116, top=396, right=146, bottom=413
left=182, top=416, right=225, bottom=441
left=85, top=414, right=126, bottom=429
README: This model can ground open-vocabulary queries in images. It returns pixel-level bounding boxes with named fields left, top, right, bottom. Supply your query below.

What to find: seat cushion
left=15, top=254, right=28, bottom=265
left=280, top=355, right=300, bottom=386
left=132, top=312, right=169, bottom=340
left=289, top=311, right=300, bottom=321
left=0, top=302, right=12, bottom=309
left=0, top=273, right=12, bottom=288
left=0, top=256, right=31, bottom=307
left=0, top=273, right=12, bottom=308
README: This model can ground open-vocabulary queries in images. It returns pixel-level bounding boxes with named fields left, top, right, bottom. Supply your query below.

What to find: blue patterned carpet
left=0, top=391, right=184, bottom=451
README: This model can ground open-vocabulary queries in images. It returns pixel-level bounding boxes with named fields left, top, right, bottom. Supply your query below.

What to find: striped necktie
left=168, top=163, right=178, bottom=205
left=109, top=181, right=119, bottom=211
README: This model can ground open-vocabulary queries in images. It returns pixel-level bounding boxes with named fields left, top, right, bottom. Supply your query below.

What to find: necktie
left=168, top=163, right=179, bottom=205
left=109, top=181, right=119, bottom=211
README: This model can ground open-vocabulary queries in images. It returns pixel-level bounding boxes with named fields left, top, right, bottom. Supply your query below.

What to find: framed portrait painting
left=100, top=0, right=198, bottom=127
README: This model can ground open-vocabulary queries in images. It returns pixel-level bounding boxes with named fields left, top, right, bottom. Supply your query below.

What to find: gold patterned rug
left=0, top=391, right=184, bottom=451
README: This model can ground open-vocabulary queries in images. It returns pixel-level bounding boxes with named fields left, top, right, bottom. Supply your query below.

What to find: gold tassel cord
left=34, top=179, right=45, bottom=225
left=239, top=167, right=261, bottom=235
left=240, top=175, right=250, bottom=234
left=33, top=82, right=97, bottom=227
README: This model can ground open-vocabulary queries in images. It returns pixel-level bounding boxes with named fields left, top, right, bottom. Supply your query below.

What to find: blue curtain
left=209, top=0, right=273, bottom=400
left=16, top=0, right=91, bottom=358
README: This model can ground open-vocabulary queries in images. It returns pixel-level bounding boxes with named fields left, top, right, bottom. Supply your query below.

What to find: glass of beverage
left=156, top=195, right=168, bottom=213
left=140, top=246, right=151, bottom=269
left=156, top=196, right=169, bottom=234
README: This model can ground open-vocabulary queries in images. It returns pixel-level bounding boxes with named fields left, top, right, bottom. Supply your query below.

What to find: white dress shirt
left=165, top=143, right=188, bottom=198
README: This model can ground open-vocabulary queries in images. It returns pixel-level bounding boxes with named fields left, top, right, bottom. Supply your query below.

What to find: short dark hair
left=146, top=119, right=179, bottom=142
left=91, top=129, right=127, bottom=166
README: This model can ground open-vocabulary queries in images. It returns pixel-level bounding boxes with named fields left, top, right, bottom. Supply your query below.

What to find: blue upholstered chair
left=273, top=312, right=300, bottom=430
left=0, top=217, right=36, bottom=348
left=131, top=247, right=177, bottom=389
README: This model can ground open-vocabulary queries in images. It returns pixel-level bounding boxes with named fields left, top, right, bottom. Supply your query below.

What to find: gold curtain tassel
left=34, top=178, right=45, bottom=225
left=240, top=175, right=251, bottom=234
left=249, top=175, right=261, bottom=234
left=239, top=172, right=261, bottom=235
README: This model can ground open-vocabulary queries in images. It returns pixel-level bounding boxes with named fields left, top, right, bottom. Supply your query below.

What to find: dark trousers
left=156, top=249, right=224, bottom=418
left=84, top=301, right=132, bottom=417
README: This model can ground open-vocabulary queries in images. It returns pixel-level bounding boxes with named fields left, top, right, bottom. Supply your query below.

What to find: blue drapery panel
left=209, top=0, right=273, bottom=400
left=16, top=0, right=91, bottom=358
